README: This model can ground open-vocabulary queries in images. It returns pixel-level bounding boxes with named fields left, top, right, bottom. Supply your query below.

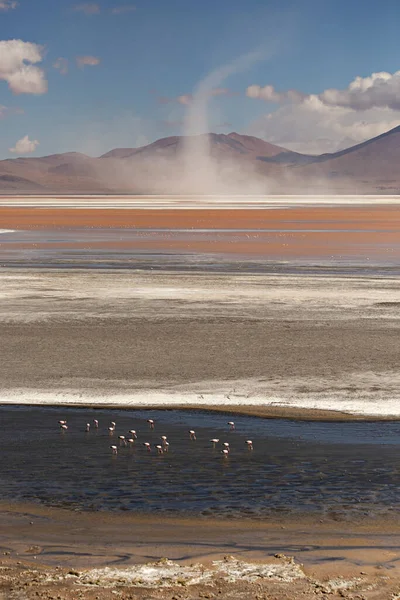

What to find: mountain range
left=1, top=125, right=400, bottom=194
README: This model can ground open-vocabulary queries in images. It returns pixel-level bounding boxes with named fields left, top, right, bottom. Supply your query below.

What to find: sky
left=1, top=0, right=400, bottom=158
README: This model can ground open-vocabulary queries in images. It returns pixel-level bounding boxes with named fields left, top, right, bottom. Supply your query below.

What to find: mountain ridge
left=1, top=126, right=399, bottom=193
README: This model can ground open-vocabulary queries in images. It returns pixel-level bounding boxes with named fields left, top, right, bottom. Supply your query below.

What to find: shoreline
left=1, top=500, right=400, bottom=599
left=2, top=399, right=400, bottom=422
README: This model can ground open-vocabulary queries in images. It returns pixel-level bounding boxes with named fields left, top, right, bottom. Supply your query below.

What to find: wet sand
left=1, top=502, right=400, bottom=599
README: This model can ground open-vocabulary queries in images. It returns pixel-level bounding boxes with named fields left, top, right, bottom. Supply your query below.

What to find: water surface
left=1, top=407, right=400, bottom=519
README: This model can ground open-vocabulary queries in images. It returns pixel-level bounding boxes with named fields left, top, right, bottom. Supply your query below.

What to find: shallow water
left=1, top=407, right=400, bottom=519
left=1, top=228, right=400, bottom=275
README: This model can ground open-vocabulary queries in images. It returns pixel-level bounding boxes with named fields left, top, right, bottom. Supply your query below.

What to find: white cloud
left=111, top=5, right=136, bottom=14
left=246, top=70, right=400, bottom=154
left=247, top=71, right=400, bottom=111
left=0, top=1, right=18, bottom=11
left=247, top=97, right=400, bottom=154
left=76, top=55, right=100, bottom=68
left=9, top=135, right=39, bottom=154
left=73, top=3, right=100, bottom=15
left=53, top=57, right=69, bottom=75
left=0, top=39, right=47, bottom=95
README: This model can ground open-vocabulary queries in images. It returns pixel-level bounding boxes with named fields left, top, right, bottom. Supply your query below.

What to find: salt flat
left=1, top=193, right=400, bottom=208
left=1, top=270, right=399, bottom=417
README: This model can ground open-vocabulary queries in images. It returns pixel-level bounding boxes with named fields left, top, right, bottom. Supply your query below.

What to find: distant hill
left=1, top=127, right=400, bottom=193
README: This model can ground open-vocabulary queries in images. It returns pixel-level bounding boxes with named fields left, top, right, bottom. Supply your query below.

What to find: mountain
left=0, top=127, right=399, bottom=193
left=297, top=125, right=400, bottom=189
left=100, top=132, right=296, bottom=162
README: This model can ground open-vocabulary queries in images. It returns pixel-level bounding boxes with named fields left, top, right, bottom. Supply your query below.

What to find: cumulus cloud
left=0, top=39, right=47, bottom=95
left=111, top=5, right=136, bottom=14
left=9, top=135, right=39, bottom=154
left=73, top=2, right=100, bottom=15
left=247, top=97, right=400, bottom=154
left=246, top=70, right=400, bottom=153
left=76, top=55, right=100, bottom=68
left=247, top=70, right=400, bottom=112
left=53, top=57, right=68, bottom=75
left=0, top=1, right=18, bottom=11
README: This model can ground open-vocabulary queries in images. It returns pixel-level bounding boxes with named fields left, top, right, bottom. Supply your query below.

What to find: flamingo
left=245, top=440, right=253, bottom=451
left=118, top=435, right=127, bottom=447
left=127, top=438, right=135, bottom=446
left=58, top=420, right=67, bottom=426
left=129, top=430, right=137, bottom=439
left=85, top=423, right=90, bottom=432
left=110, top=445, right=118, bottom=455
left=164, top=441, right=170, bottom=453
left=228, top=421, right=235, bottom=431
left=155, top=444, right=164, bottom=454
left=222, top=449, right=229, bottom=458
left=108, top=427, right=115, bottom=435
left=223, top=442, right=230, bottom=453
left=60, top=424, right=68, bottom=432
left=210, top=438, right=219, bottom=448
left=147, top=419, right=155, bottom=430
left=93, top=419, right=99, bottom=429
left=143, top=442, right=151, bottom=452
left=189, top=430, right=196, bottom=440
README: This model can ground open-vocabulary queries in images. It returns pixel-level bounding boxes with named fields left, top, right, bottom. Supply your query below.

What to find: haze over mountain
left=0, top=127, right=399, bottom=194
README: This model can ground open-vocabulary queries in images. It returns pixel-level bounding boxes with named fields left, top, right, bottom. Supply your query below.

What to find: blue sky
left=1, top=0, right=400, bottom=157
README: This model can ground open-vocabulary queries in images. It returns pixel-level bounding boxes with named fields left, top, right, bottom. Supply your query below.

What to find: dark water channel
left=1, top=406, right=400, bottom=519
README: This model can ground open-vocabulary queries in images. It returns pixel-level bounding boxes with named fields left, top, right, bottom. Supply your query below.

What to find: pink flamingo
left=110, top=445, right=118, bottom=455
left=222, top=449, right=229, bottom=458
left=127, top=438, right=135, bottom=446
left=155, top=444, right=164, bottom=454
left=228, top=421, right=235, bottom=431
left=223, top=442, right=230, bottom=453
left=245, top=440, right=253, bottom=450
left=143, top=442, right=151, bottom=452
left=85, top=423, right=90, bottom=432
left=118, top=435, right=127, bottom=447
left=189, top=430, right=196, bottom=440
left=60, top=424, right=68, bottom=432
left=147, top=419, right=155, bottom=430
left=129, top=430, right=137, bottom=439
left=164, top=441, right=170, bottom=453
left=210, top=438, right=219, bottom=448
left=93, top=419, right=99, bottom=429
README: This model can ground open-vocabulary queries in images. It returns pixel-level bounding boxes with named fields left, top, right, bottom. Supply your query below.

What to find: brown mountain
left=297, top=125, right=400, bottom=190
left=0, top=127, right=399, bottom=193
left=100, top=132, right=294, bottom=161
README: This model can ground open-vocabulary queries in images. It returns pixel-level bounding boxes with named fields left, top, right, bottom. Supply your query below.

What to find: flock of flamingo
left=57, top=418, right=254, bottom=457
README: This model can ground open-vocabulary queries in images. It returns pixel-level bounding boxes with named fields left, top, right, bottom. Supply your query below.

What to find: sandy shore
left=1, top=502, right=400, bottom=599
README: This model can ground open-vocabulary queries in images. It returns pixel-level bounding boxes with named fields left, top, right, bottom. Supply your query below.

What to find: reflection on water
left=1, top=228, right=400, bottom=275
left=1, top=407, right=400, bottom=519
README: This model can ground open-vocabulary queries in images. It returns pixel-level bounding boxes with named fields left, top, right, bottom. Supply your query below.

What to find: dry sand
left=1, top=269, right=400, bottom=417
